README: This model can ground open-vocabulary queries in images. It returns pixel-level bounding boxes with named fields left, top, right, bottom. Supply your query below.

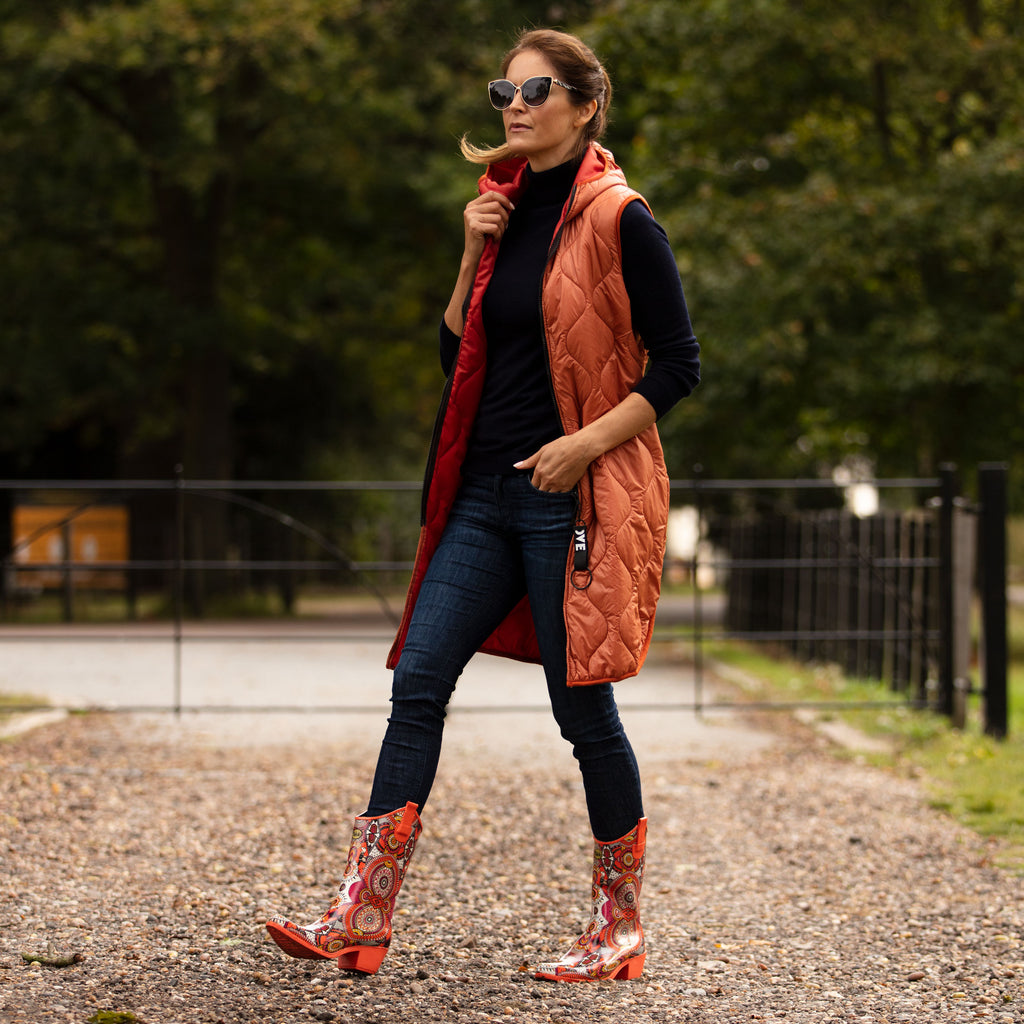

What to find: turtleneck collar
left=522, top=157, right=582, bottom=206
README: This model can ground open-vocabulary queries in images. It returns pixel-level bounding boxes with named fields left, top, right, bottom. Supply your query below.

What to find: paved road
left=0, top=594, right=773, bottom=766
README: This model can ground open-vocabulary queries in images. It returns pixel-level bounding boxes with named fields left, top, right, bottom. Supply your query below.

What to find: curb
left=0, top=707, right=69, bottom=741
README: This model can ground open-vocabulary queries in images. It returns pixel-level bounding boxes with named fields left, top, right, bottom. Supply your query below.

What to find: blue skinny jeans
left=366, top=472, right=644, bottom=841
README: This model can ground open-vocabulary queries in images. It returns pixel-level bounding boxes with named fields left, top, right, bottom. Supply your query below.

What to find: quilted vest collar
left=478, top=144, right=628, bottom=226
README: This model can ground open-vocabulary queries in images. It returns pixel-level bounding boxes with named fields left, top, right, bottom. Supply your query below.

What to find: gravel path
left=2, top=708, right=1022, bottom=1024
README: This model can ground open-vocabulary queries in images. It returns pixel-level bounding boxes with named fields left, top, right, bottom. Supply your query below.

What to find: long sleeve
left=620, top=201, right=700, bottom=418
left=439, top=319, right=460, bottom=378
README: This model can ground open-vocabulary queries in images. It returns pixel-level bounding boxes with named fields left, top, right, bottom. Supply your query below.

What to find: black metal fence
left=0, top=465, right=1009, bottom=734
left=722, top=508, right=939, bottom=690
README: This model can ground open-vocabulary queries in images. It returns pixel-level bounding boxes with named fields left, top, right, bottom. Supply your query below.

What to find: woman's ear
left=574, top=99, right=599, bottom=129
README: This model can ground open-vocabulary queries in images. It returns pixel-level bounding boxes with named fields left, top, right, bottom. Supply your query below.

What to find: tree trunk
left=871, top=60, right=893, bottom=165
left=151, top=171, right=234, bottom=612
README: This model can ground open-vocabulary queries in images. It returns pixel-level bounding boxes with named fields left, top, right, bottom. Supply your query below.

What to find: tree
left=14, top=0, right=1018, bottom=518
left=587, top=0, right=1024, bottom=502
left=1, top=2, right=603, bottom=485
left=0, top=1, right=600, bottom=603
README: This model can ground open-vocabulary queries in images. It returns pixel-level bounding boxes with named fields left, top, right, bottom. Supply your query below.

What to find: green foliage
left=2, top=0, right=1022, bottom=512
left=587, top=0, right=1024, bottom=501
left=0, top=1, right=594, bottom=483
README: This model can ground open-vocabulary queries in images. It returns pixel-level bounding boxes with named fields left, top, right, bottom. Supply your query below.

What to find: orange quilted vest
left=387, top=144, right=669, bottom=686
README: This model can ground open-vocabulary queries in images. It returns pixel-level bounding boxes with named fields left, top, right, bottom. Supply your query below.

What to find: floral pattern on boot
left=266, top=801, right=421, bottom=974
left=535, top=817, right=647, bottom=982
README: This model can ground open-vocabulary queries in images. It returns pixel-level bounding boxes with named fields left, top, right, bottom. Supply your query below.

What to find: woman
left=267, top=28, right=700, bottom=983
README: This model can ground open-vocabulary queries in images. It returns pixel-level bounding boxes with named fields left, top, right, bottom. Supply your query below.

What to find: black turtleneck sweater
left=441, top=159, right=700, bottom=476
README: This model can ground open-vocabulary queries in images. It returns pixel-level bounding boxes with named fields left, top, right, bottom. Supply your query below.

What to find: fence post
left=61, top=519, right=75, bottom=623
left=173, top=465, right=185, bottom=717
left=692, top=464, right=705, bottom=716
left=937, top=464, right=957, bottom=720
left=978, top=463, right=1008, bottom=739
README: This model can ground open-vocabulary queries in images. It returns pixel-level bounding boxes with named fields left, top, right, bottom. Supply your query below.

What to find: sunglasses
left=487, top=76, right=578, bottom=110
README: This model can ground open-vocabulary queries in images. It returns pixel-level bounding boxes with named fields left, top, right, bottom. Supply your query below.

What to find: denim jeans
left=366, top=472, right=644, bottom=841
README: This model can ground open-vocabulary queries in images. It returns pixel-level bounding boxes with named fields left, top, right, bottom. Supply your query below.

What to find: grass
left=1, top=585, right=409, bottom=624
left=0, top=692, right=46, bottom=711
left=3, top=591, right=159, bottom=624
left=2, top=588, right=290, bottom=624
left=1009, top=516, right=1024, bottom=584
left=707, top=600, right=1024, bottom=871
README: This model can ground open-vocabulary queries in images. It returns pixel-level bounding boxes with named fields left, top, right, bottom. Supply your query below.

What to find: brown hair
left=460, top=28, right=612, bottom=165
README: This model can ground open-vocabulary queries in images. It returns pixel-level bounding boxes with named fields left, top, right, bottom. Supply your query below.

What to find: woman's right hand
left=463, top=191, right=515, bottom=261
left=444, top=190, right=516, bottom=336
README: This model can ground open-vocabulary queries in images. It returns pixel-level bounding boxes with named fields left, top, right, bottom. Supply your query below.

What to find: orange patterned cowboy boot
left=266, top=801, right=421, bottom=974
left=535, top=817, right=647, bottom=982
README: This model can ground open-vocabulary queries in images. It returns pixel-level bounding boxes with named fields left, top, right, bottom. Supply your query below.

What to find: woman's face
left=500, top=50, right=593, bottom=171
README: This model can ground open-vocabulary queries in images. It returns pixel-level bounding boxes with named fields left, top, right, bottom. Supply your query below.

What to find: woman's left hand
left=514, top=434, right=594, bottom=493
left=515, top=394, right=659, bottom=492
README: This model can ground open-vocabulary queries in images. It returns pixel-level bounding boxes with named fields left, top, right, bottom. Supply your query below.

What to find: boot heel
left=336, top=944, right=388, bottom=974
left=611, top=953, right=645, bottom=980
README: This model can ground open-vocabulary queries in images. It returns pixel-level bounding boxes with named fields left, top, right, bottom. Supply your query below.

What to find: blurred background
left=1, top=0, right=1022, bottom=618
